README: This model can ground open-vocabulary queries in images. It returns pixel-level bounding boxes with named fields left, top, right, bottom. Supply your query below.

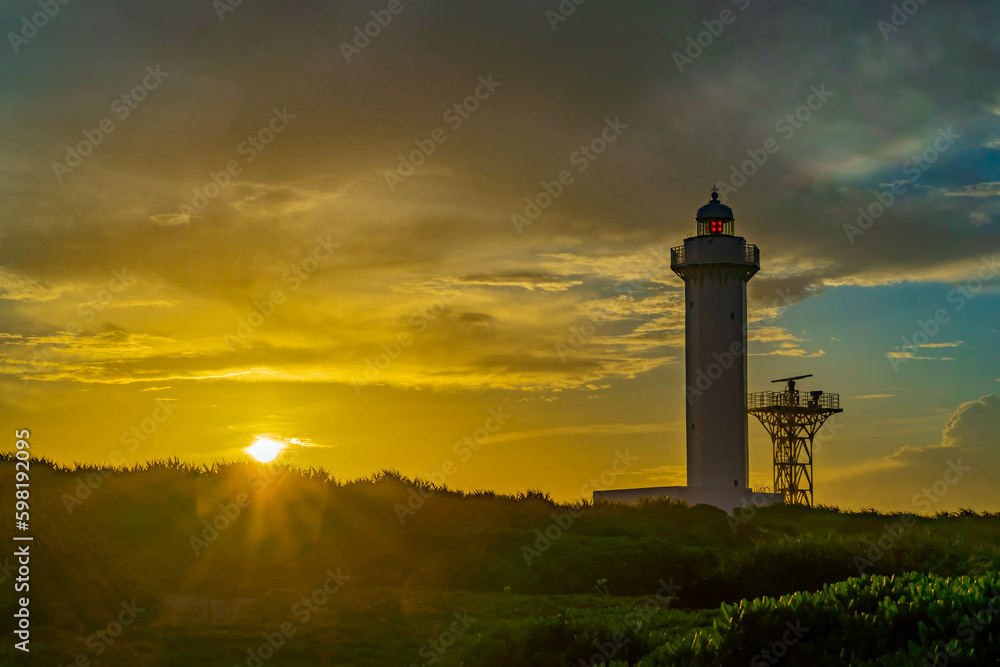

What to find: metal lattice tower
left=748, top=375, right=842, bottom=506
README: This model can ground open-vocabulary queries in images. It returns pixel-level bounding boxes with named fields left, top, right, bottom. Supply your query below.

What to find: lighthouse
left=592, top=189, right=783, bottom=513
left=670, top=188, right=758, bottom=489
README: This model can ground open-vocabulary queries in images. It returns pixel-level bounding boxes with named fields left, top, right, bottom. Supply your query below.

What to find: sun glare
left=245, top=438, right=285, bottom=463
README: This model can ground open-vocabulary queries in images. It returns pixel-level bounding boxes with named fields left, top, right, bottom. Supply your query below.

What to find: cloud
left=749, top=275, right=825, bottom=307
left=886, top=351, right=955, bottom=362
left=750, top=340, right=825, bottom=357
left=941, top=394, right=1000, bottom=449
left=149, top=213, right=191, bottom=227
left=457, top=312, right=494, bottom=325
left=852, top=394, right=895, bottom=399
left=489, top=422, right=669, bottom=445
left=755, top=346, right=825, bottom=358
left=970, top=211, right=991, bottom=226
left=883, top=396, right=1000, bottom=466
left=0, top=269, right=61, bottom=302
left=457, top=272, right=582, bottom=292
left=938, top=182, right=1000, bottom=198
left=828, top=395, right=1000, bottom=511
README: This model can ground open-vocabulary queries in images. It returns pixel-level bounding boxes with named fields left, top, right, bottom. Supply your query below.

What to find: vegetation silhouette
left=2, top=454, right=999, bottom=665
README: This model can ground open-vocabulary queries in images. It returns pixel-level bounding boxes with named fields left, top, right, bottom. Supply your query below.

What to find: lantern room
left=695, top=188, right=734, bottom=236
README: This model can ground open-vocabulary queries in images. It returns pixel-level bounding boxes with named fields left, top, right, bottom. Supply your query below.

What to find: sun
left=245, top=438, right=285, bottom=463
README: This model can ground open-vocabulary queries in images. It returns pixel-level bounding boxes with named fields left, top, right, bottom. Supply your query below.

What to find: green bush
left=450, top=573, right=1000, bottom=666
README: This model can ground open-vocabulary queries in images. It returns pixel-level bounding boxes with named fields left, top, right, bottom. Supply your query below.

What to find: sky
left=1, top=0, right=998, bottom=511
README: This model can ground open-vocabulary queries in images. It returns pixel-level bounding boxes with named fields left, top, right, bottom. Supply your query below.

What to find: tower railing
left=748, top=391, right=840, bottom=411
left=670, top=242, right=759, bottom=266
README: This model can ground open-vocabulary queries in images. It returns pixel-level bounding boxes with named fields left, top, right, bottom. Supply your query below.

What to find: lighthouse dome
left=696, top=190, right=733, bottom=220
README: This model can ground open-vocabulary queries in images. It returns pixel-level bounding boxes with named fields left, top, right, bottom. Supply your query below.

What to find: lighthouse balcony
left=671, top=237, right=759, bottom=280
left=670, top=239, right=758, bottom=267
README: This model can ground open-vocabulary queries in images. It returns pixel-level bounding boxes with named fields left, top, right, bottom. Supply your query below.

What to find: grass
left=2, top=454, right=999, bottom=665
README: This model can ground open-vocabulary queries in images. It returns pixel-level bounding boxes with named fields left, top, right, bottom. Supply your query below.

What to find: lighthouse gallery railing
left=670, top=242, right=759, bottom=266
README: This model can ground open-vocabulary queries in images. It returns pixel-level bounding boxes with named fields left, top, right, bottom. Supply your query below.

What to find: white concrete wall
left=681, top=235, right=753, bottom=489
left=593, top=485, right=783, bottom=515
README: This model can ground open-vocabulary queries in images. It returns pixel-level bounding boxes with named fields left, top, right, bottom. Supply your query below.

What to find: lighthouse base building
left=594, top=191, right=783, bottom=514
left=593, top=485, right=782, bottom=513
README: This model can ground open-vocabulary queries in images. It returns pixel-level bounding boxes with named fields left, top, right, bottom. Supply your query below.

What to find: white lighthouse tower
left=592, top=189, right=783, bottom=513
left=671, top=188, right=758, bottom=490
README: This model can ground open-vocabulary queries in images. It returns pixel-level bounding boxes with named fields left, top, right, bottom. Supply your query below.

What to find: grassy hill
left=3, top=455, right=1000, bottom=665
